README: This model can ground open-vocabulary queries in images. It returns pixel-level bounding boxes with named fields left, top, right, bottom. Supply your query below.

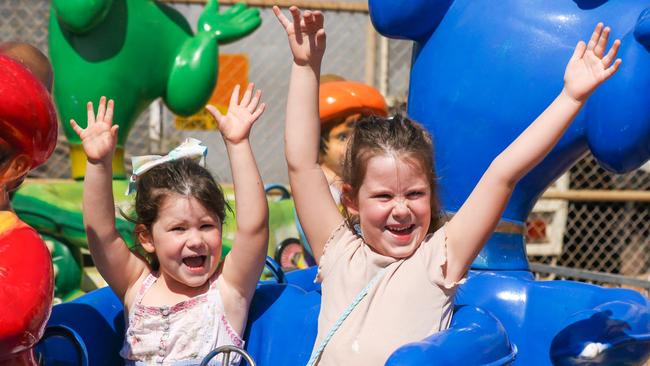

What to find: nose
left=392, top=198, right=410, bottom=220
left=185, top=229, right=204, bottom=249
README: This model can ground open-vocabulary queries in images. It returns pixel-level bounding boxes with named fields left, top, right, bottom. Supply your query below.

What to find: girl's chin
left=386, top=235, right=423, bottom=257
left=388, top=246, right=418, bottom=259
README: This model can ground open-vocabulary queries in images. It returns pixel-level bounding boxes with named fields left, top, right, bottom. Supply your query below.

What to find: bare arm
left=70, top=97, right=147, bottom=300
left=206, top=84, right=268, bottom=328
left=274, top=6, right=343, bottom=263
left=445, top=23, right=622, bottom=284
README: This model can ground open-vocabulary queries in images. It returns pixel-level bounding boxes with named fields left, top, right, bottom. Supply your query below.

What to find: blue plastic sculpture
left=367, top=0, right=650, bottom=364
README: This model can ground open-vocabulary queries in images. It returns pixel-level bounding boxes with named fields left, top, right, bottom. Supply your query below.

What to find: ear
left=0, top=153, right=31, bottom=190
left=341, top=183, right=359, bottom=216
left=136, top=224, right=156, bottom=254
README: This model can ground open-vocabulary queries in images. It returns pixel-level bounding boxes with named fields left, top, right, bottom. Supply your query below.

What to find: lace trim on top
left=219, top=313, right=244, bottom=348
left=433, top=222, right=467, bottom=289
left=315, top=221, right=349, bottom=283
left=132, top=272, right=217, bottom=315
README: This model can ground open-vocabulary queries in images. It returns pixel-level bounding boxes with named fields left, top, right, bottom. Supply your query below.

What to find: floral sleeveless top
left=120, top=272, right=244, bottom=365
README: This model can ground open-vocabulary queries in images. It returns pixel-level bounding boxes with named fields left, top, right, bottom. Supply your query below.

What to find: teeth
left=387, top=225, right=412, bottom=232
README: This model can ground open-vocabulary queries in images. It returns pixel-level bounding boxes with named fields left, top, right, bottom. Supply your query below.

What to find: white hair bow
left=125, top=138, right=207, bottom=195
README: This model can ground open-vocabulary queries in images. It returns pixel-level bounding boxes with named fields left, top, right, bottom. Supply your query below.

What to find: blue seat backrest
left=41, top=281, right=321, bottom=366
left=43, top=286, right=125, bottom=366
left=244, top=283, right=321, bottom=366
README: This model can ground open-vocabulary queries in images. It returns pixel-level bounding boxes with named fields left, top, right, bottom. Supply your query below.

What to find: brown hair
left=130, top=158, right=229, bottom=265
left=341, top=114, right=442, bottom=234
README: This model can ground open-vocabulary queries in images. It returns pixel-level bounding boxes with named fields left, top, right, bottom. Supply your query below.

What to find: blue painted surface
left=368, top=0, right=650, bottom=364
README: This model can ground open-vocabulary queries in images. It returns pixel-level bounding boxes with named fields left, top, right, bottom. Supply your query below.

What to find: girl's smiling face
left=141, top=193, right=223, bottom=294
left=347, top=153, right=432, bottom=258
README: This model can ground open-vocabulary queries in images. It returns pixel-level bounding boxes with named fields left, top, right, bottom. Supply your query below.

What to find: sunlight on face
left=352, top=153, right=432, bottom=258
left=148, top=194, right=223, bottom=295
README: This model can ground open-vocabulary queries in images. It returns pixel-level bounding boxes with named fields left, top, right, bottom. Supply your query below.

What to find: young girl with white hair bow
left=71, top=83, right=268, bottom=365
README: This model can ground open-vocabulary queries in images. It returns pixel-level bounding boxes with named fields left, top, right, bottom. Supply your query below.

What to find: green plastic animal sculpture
left=49, top=0, right=261, bottom=178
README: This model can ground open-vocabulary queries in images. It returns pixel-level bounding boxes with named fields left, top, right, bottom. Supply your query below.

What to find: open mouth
left=385, top=224, right=415, bottom=236
left=182, top=255, right=207, bottom=270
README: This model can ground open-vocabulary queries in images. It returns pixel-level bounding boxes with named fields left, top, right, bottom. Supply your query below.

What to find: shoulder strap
left=133, top=272, right=157, bottom=305
left=306, top=267, right=388, bottom=366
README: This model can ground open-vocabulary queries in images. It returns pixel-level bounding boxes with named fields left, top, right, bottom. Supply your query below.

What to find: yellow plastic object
left=70, top=145, right=124, bottom=179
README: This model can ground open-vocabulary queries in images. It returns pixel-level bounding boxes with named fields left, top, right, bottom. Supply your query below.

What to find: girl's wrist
left=87, top=155, right=113, bottom=167
left=223, top=136, right=251, bottom=147
left=293, top=58, right=322, bottom=70
left=86, top=157, right=113, bottom=173
left=560, top=87, right=587, bottom=106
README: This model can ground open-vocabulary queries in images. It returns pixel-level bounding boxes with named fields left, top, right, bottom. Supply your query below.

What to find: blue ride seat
left=37, top=266, right=517, bottom=366
left=37, top=285, right=125, bottom=366
left=42, top=267, right=650, bottom=365
left=454, top=270, right=650, bottom=365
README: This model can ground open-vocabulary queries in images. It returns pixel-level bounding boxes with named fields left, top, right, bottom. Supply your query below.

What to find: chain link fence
left=2, top=0, right=648, bottom=290
left=529, top=156, right=650, bottom=293
left=566, top=156, right=650, bottom=277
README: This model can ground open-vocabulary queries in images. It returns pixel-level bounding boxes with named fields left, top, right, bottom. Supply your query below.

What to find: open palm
left=207, top=83, right=265, bottom=144
left=198, top=0, right=261, bottom=44
left=273, top=6, right=326, bottom=66
left=69, top=97, right=118, bottom=164
left=564, top=23, right=622, bottom=102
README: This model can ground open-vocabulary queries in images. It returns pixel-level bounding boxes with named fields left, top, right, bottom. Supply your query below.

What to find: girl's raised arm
left=274, top=6, right=342, bottom=263
left=445, top=23, right=622, bottom=285
left=70, top=97, right=147, bottom=300
left=206, top=83, right=268, bottom=332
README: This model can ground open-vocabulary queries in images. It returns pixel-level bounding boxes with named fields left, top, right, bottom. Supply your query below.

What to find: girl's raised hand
left=207, top=83, right=265, bottom=144
left=273, top=5, right=326, bottom=66
left=563, top=23, right=622, bottom=103
left=69, top=96, right=119, bottom=165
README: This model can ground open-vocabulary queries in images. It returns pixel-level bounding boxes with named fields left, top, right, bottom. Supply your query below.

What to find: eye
left=336, top=132, right=348, bottom=142
left=200, top=224, right=216, bottom=230
left=372, top=193, right=392, bottom=201
left=407, top=191, right=425, bottom=199
left=171, top=226, right=186, bottom=232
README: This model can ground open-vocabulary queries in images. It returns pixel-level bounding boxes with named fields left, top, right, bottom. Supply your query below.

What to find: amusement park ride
left=1, top=0, right=649, bottom=365
left=0, top=42, right=57, bottom=366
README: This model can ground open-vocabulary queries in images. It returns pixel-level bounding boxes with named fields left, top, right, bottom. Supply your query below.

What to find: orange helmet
left=319, top=81, right=388, bottom=125
left=0, top=54, right=57, bottom=168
